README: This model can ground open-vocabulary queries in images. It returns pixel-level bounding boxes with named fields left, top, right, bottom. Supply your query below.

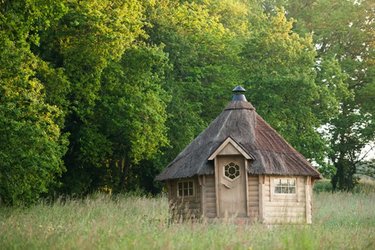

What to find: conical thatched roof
left=156, top=87, right=321, bottom=181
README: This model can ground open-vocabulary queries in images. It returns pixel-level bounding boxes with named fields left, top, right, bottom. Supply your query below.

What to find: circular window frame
left=223, top=162, right=240, bottom=181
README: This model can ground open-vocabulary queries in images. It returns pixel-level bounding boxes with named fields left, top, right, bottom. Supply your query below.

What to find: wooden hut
left=155, top=86, right=321, bottom=224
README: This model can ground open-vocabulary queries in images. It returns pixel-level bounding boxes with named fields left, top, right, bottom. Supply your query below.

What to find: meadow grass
left=0, top=191, right=374, bottom=250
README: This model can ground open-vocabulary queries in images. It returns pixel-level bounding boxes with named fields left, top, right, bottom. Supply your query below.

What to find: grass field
left=1, top=188, right=375, bottom=249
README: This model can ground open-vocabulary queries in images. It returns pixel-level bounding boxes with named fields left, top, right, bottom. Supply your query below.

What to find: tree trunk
left=119, top=157, right=131, bottom=192
left=332, top=159, right=357, bottom=191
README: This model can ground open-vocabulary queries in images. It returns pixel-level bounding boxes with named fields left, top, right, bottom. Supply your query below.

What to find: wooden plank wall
left=204, top=175, right=217, bottom=218
left=248, top=175, right=259, bottom=222
left=168, top=174, right=312, bottom=223
left=168, top=177, right=202, bottom=221
left=263, top=176, right=308, bottom=224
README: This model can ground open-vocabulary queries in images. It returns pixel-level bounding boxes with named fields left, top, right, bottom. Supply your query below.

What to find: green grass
left=0, top=192, right=375, bottom=250
left=314, top=178, right=375, bottom=194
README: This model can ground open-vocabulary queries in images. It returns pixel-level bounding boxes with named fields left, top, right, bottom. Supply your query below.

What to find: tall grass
left=0, top=192, right=374, bottom=249
left=314, top=178, right=375, bottom=194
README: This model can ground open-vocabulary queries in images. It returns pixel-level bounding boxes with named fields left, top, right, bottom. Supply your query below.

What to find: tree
left=33, top=0, right=157, bottom=195
left=357, top=158, right=375, bottom=179
left=147, top=1, right=344, bottom=186
left=240, top=9, right=336, bottom=162
left=61, top=45, right=170, bottom=194
left=93, top=45, right=170, bottom=193
left=0, top=0, right=68, bottom=205
left=279, top=0, right=375, bottom=190
left=145, top=0, right=246, bottom=164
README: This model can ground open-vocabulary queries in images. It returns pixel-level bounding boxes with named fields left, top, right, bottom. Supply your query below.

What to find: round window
left=224, top=162, right=240, bottom=180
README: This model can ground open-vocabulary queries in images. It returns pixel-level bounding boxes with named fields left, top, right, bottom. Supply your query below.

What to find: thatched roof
left=156, top=87, right=321, bottom=181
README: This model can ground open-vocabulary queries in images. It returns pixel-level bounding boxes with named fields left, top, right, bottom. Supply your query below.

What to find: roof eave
left=208, top=136, right=255, bottom=161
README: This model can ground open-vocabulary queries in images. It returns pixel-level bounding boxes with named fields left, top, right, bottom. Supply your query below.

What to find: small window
left=274, top=178, right=296, bottom=194
left=224, top=162, right=240, bottom=180
left=177, top=180, right=194, bottom=197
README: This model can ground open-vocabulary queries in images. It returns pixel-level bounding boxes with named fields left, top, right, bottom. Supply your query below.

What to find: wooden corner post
left=245, top=159, right=249, bottom=217
left=305, top=176, right=312, bottom=224
left=258, top=175, right=265, bottom=223
left=214, top=157, right=220, bottom=218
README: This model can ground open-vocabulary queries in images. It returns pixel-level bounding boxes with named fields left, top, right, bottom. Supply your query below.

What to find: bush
left=313, top=179, right=332, bottom=193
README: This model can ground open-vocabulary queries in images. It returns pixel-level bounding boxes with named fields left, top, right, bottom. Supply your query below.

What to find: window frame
left=177, top=180, right=195, bottom=198
left=273, top=177, right=297, bottom=195
left=223, top=162, right=240, bottom=181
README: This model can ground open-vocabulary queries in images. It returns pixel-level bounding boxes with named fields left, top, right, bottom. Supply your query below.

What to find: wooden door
left=218, top=156, right=247, bottom=218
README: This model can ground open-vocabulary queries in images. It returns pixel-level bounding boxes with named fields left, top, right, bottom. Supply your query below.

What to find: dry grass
left=0, top=191, right=374, bottom=250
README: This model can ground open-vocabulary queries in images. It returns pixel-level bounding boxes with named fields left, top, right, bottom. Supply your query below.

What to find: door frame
left=214, top=155, right=249, bottom=218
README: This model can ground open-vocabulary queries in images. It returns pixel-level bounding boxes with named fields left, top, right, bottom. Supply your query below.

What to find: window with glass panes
left=177, top=180, right=194, bottom=197
left=274, top=178, right=296, bottom=194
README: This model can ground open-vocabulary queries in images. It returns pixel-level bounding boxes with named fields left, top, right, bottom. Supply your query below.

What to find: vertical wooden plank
left=310, top=178, right=314, bottom=219
left=310, top=180, right=313, bottom=222
left=269, top=176, right=273, bottom=202
left=201, top=175, right=205, bottom=217
left=305, top=176, right=312, bottom=224
left=214, top=157, right=220, bottom=218
left=258, top=175, right=264, bottom=223
left=167, top=180, right=173, bottom=217
left=263, top=176, right=266, bottom=222
left=296, top=176, right=299, bottom=203
left=245, top=160, right=249, bottom=217
left=167, top=180, right=172, bottom=201
left=195, top=177, right=199, bottom=202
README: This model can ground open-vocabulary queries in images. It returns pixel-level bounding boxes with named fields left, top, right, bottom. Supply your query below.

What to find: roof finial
left=232, top=86, right=247, bottom=101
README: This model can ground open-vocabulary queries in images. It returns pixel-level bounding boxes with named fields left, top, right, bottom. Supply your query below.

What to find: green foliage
left=1, top=0, right=371, bottom=202
left=0, top=1, right=69, bottom=202
left=241, top=9, right=327, bottom=161
left=309, top=0, right=374, bottom=191
left=267, top=0, right=375, bottom=191
left=96, top=45, right=170, bottom=193
left=312, top=178, right=375, bottom=194
left=0, top=1, right=68, bottom=205
left=60, top=44, right=171, bottom=195
left=358, top=159, right=375, bottom=180
left=313, top=179, right=333, bottom=193
left=314, top=57, right=351, bottom=122
left=101, top=46, right=170, bottom=163
left=0, top=0, right=170, bottom=199
left=354, top=178, right=375, bottom=194
left=33, top=0, right=171, bottom=195
left=39, top=0, right=145, bottom=119
left=146, top=0, right=250, bottom=161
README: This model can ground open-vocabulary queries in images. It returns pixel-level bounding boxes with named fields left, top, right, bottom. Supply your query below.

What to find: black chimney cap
left=232, top=86, right=247, bottom=101
left=232, top=86, right=246, bottom=93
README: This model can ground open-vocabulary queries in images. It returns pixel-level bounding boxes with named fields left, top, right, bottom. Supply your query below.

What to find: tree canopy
left=0, top=0, right=373, bottom=204
left=277, top=0, right=375, bottom=190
